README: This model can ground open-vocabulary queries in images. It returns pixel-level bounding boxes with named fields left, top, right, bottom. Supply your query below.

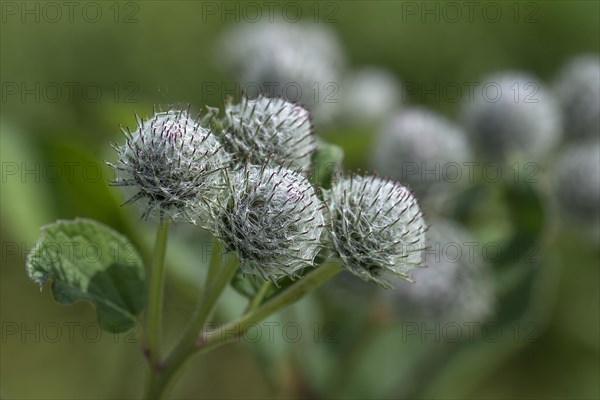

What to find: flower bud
left=553, top=54, right=600, bottom=139
left=372, top=107, right=472, bottom=200
left=324, top=175, right=427, bottom=288
left=109, top=108, right=229, bottom=223
left=339, top=67, right=402, bottom=124
left=208, top=165, right=326, bottom=281
left=217, top=20, right=345, bottom=123
left=391, top=220, right=494, bottom=323
left=461, top=72, right=561, bottom=162
left=554, top=140, right=600, bottom=225
left=223, top=95, right=316, bottom=171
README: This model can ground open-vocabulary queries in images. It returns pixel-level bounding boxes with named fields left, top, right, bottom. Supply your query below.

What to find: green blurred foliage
left=1, top=1, right=598, bottom=399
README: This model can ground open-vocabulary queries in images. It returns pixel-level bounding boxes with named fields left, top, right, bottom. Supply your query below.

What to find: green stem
left=145, top=249, right=238, bottom=399
left=198, top=262, right=341, bottom=353
left=147, top=261, right=341, bottom=399
left=205, top=236, right=222, bottom=288
left=145, top=220, right=170, bottom=367
left=184, top=251, right=239, bottom=350
left=244, top=280, right=272, bottom=314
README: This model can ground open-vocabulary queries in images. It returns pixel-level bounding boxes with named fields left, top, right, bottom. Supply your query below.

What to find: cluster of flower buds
left=110, top=96, right=428, bottom=287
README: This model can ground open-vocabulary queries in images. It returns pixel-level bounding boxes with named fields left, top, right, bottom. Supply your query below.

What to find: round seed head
left=372, top=108, right=472, bottom=200
left=218, top=20, right=345, bottom=123
left=391, top=220, right=495, bottom=323
left=207, top=165, right=326, bottom=281
left=324, top=175, right=427, bottom=288
left=223, top=95, right=316, bottom=171
left=553, top=54, right=600, bottom=139
left=461, top=71, right=562, bottom=161
left=109, top=108, right=229, bottom=223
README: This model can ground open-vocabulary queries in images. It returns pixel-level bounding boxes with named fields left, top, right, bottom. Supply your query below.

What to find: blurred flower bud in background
left=553, top=140, right=600, bottom=240
left=338, top=67, right=402, bottom=126
left=371, top=108, right=473, bottom=206
left=217, top=20, right=346, bottom=124
left=553, top=54, right=600, bottom=140
left=389, top=220, right=495, bottom=324
left=461, top=72, right=562, bottom=163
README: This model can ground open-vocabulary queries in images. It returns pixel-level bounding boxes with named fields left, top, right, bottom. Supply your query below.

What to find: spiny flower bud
left=553, top=54, right=600, bottom=139
left=372, top=108, right=472, bottom=200
left=207, top=165, right=326, bottom=281
left=339, top=67, right=402, bottom=124
left=324, top=175, right=427, bottom=288
left=461, top=72, right=561, bottom=161
left=223, top=95, right=316, bottom=171
left=217, top=20, right=345, bottom=123
left=390, top=220, right=494, bottom=323
left=554, top=140, right=600, bottom=225
left=109, top=108, right=229, bottom=223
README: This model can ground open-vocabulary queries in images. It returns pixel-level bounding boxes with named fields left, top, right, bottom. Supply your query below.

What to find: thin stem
left=185, top=251, right=239, bottom=348
left=145, top=220, right=170, bottom=367
left=147, top=261, right=341, bottom=399
left=205, top=236, right=222, bottom=288
left=145, top=250, right=239, bottom=399
left=244, top=280, right=272, bottom=314
left=198, top=262, right=341, bottom=353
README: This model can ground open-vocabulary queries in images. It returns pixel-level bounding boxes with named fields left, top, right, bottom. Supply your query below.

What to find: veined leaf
left=26, top=218, right=145, bottom=333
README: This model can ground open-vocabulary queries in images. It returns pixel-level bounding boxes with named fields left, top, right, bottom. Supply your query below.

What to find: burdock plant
left=25, top=95, right=427, bottom=399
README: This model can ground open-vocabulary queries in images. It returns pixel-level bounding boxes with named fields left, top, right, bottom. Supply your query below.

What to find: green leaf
left=310, top=141, right=344, bottom=189
left=26, top=218, right=145, bottom=333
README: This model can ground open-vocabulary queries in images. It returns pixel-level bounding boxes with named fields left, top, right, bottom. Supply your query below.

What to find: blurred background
left=1, top=1, right=599, bottom=399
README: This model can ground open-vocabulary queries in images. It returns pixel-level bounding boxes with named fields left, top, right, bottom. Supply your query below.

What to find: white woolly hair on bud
left=554, top=140, right=600, bottom=225
left=461, top=71, right=562, bottom=161
left=390, top=220, right=495, bottom=323
left=108, top=107, right=229, bottom=223
left=553, top=54, right=600, bottom=139
left=324, top=174, right=427, bottom=288
left=223, top=95, right=316, bottom=171
left=206, top=165, right=326, bottom=281
left=372, top=107, right=472, bottom=200
left=217, top=20, right=345, bottom=123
